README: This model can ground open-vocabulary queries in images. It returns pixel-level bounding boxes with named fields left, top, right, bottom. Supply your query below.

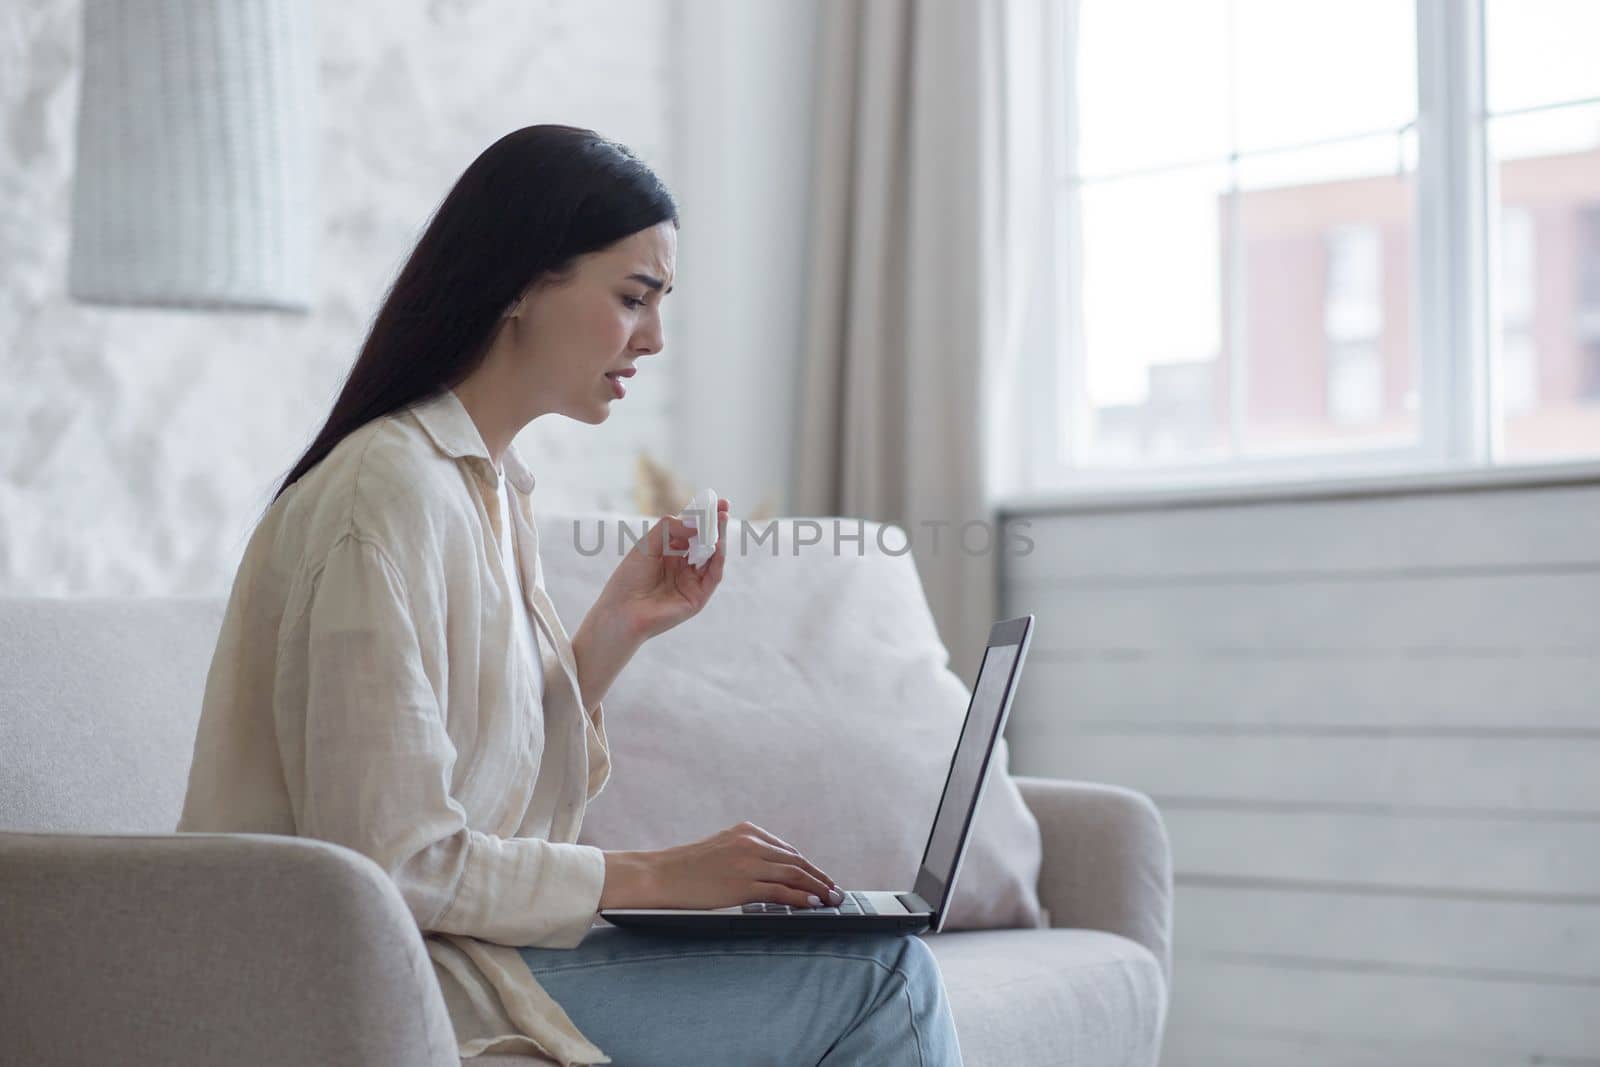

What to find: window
left=1325, top=225, right=1386, bottom=426
left=1034, top=0, right=1600, bottom=488
left=1486, top=0, right=1600, bottom=457
left=1577, top=207, right=1600, bottom=401
left=1497, top=205, right=1538, bottom=415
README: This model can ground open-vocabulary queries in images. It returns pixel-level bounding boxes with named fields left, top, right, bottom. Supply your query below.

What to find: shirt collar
left=406, top=388, right=537, bottom=495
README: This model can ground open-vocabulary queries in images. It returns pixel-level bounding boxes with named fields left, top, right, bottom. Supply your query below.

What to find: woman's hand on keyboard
left=622, top=821, right=845, bottom=910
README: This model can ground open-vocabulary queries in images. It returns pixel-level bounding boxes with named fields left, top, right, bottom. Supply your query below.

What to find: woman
left=177, top=125, right=963, bottom=1066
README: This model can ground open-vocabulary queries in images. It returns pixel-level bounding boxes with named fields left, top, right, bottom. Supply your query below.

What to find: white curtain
left=793, top=0, right=1063, bottom=685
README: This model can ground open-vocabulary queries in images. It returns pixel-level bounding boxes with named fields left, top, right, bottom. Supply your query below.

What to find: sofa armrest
left=0, top=831, right=460, bottom=1067
left=1014, top=776, right=1173, bottom=984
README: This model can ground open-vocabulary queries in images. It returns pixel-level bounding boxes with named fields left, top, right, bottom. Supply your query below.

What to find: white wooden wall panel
left=1009, top=482, right=1600, bottom=578
left=1165, top=962, right=1599, bottom=1060
left=999, top=475, right=1600, bottom=1065
left=1177, top=886, right=1600, bottom=981
left=1036, top=576, right=1600, bottom=654
left=1158, top=1027, right=1530, bottom=1067
left=1021, top=656, right=1600, bottom=729
left=1166, top=809, right=1600, bottom=895
left=1043, top=734, right=1600, bottom=811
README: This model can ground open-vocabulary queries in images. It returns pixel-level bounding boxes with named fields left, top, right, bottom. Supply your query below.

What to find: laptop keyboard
left=741, top=891, right=878, bottom=916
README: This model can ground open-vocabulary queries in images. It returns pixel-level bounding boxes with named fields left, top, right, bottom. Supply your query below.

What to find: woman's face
left=511, top=221, right=676, bottom=424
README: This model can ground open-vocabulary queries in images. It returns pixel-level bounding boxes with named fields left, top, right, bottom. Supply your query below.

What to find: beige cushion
left=929, top=927, right=1166, bottom=1065
left=0, top=596, right=225, bottom=834
left=539, top=513, right=1045, bottom=930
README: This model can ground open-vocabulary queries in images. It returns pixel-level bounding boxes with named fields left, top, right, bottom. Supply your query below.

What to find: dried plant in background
left=632, top=452, right=775, bottom=521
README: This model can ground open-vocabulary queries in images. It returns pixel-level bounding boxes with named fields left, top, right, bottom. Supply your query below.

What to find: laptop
left=600, top=614, right=1035, bottom=936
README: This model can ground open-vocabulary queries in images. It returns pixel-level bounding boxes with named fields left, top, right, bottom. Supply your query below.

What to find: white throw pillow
left=536, top=512, right=1045, bottom=930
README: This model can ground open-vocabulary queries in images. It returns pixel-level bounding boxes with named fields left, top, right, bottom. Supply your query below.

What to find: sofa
left=0, top=512, right=1172, bottom=1066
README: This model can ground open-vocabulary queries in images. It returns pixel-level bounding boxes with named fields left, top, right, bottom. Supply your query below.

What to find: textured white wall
left=0, top=0, right=681, bottom=596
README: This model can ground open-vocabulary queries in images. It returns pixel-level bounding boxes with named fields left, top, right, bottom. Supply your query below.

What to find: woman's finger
left=736, top=822, right=783, bottom=850
left=759, top=861, right=836, bottom=902
left=752, top=835, right=835, bottom=889
left=749, top=826, right=802, bottom=857
left=751, top=881, right=827, bottom=909
left=647, top=516, right=670, bottom=555
left=705, top=507, right=729, bottom=581
left=709, top=534, right=727, bottom=581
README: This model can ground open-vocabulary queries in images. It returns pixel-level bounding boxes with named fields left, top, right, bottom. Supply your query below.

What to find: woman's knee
left=891, top=935, right=940, bottom=982
left=796, top=934, right=943, bottom=1004
left=853, top=933, right=947, bottom=1006
left=817, top=936, right=961, bottom=1066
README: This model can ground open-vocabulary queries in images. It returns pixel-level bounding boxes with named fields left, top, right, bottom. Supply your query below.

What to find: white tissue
left=678, top=488, right=720, bottom=568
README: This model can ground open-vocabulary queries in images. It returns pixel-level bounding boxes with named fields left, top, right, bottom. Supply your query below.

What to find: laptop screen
left=912, top=616, right=1032, bottom=919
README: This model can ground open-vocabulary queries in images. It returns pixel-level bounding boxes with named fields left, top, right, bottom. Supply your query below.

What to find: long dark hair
left=267, top=124, right=677, bottom=509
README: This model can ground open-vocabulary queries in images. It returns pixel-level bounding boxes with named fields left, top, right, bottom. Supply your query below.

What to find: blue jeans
left=519, top=926, right=964, bottom=1067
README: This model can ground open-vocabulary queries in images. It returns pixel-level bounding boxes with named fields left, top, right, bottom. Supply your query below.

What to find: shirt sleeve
left=526, top=562, right=612, bottom=805
left=585, top=700, right=611, bottom=803
left=297, top=532, right=606, bottom=949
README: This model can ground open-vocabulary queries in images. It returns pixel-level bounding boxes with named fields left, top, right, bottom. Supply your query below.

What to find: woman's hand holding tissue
left=589, top=495, right=730, bottom=646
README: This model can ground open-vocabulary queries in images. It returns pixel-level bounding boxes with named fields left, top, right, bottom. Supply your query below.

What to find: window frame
left=1017, top=0, right=1539, bottom=500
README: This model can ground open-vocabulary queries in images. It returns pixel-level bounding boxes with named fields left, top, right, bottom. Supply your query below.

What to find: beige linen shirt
left=177, top=388, right=615, bottom=1065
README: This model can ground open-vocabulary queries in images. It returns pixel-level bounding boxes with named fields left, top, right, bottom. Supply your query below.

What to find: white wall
left=669, top=0, right=818, bottom=518
left=0, top=0, right=678, bottom=596
left=1001, top=472, right=1600, bottom=1064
